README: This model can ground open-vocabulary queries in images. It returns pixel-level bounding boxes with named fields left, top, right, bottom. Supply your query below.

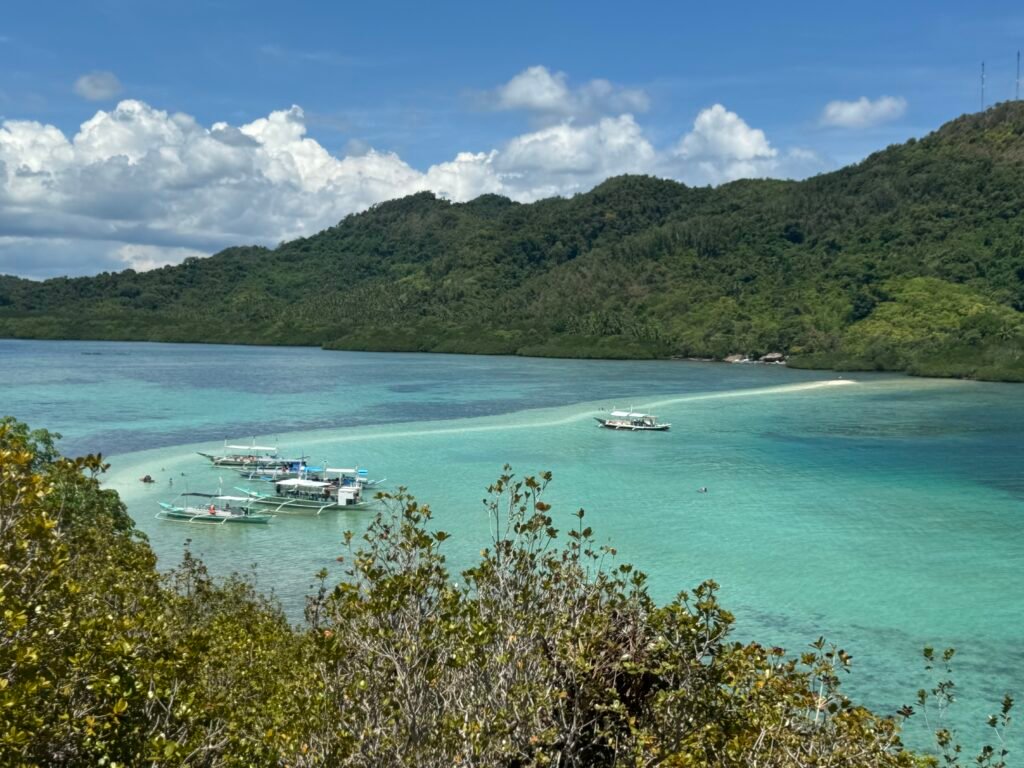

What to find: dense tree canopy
left=0, top=418, right=1015, bottom=766
left=2, top=104, right=1024, bottom=380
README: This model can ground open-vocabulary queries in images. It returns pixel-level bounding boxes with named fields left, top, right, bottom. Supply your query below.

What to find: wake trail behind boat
left=103, top=380, right=860, bottom=486
left=294, top=379, right=859, bottom=446
left=640, top=378, right=855, bottom=412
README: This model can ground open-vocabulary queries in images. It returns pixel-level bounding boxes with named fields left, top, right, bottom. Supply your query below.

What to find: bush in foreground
left=0, top=418, right=1012, bottom=766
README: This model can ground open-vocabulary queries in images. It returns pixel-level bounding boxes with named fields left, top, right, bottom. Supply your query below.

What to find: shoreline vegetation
left=2, top=105, right=1024, bottom=382
left=0, top=416, right=1015, bottom=766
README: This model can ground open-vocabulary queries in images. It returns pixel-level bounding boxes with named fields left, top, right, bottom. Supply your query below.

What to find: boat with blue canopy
left=235, top=462, right=385, bottom=487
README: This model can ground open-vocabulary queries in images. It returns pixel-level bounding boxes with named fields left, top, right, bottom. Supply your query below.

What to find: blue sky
left=1, top=0, right=1022, bottom=277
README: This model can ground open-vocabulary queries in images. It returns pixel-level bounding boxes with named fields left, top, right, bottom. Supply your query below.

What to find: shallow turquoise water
left=2, top=339, right=1021, bottom=754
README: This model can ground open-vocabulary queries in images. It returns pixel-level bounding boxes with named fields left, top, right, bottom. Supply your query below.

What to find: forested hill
left=2, top=104, right=1024, bottom=380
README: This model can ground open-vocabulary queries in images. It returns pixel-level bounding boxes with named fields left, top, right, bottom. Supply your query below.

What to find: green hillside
left=2, top=104, right=1024, bottom=380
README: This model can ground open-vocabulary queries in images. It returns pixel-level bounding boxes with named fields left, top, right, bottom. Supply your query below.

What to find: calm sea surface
left=2, top=339, right=1021, bottom=754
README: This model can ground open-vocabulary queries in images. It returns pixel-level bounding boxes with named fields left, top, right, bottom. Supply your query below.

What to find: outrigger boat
left=234, top=461, right=319, bottom=482
left=237, top=468, right=377, bottom=515
left=595, top=409, right=671, bottom=431
left=235, top=462, right=385, bottom=488
left=156, top=492, right=275, bottom=524
left=197, top=439, right=302, bottom=468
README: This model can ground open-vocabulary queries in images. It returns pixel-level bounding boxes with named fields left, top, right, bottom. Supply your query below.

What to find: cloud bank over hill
left=820, top=96, right=907, bottom=128
left=0, top=67, right=828, bottom=277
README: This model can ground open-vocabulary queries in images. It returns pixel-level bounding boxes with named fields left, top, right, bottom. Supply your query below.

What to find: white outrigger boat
left=197, top=439, right=302, bottom=468
left=156, top=493, right=275, bottom=525
left=237, top=468, right=377, bottom=515
left=595, top=409, right=671, bottom=431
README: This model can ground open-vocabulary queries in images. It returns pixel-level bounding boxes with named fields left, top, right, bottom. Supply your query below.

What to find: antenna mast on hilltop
left=981, top=60, right=986, bottom=110
left=1017, top=50, right=1021, bottom=100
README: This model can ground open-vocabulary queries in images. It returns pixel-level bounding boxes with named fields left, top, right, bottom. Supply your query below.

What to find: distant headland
left=2, top=104, right=1023, bottom=382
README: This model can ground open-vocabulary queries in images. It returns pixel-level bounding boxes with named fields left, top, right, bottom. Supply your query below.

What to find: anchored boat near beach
left=197, top=439, right=303, bottom=468
left=595, top=409, right=671, bottom=431
left=234, top=460, right=322, bottom=482
left=235, top=462, right=386, bottom=488
left=156, top=492, right=275, bottom=524
left=237, top=468, right=377, bottom=515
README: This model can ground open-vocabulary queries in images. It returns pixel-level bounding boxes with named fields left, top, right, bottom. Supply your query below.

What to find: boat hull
left=205, top=458, right=288, bottom=468
left=197, top=451, right=302, bottom=468
left=246, top=496, right=374, bottom=514
left=595, top=418, right=670, bottom=431
left=156, top=505, right=273, bottom=524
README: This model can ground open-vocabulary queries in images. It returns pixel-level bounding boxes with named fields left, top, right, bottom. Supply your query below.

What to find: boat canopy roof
left=275, top=478, right=330, bottom=488
left=179, top=492, right=252, bottom=501
left=224, top=444, right=277, bottom=452
left=609, top=410, right=654, bottom=419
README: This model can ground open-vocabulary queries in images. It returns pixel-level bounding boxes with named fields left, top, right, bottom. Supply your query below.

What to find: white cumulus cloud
left=491, top=65, right=649, bottom=121
left=497, top=115, right=656, bottom=197
left=670, top=104, right=799, bottom=185
left=820, top=96, right=906, bottom=128
left=73, top=71, right=123, bottom=101
left=0, top=87, right=827, bottom=277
